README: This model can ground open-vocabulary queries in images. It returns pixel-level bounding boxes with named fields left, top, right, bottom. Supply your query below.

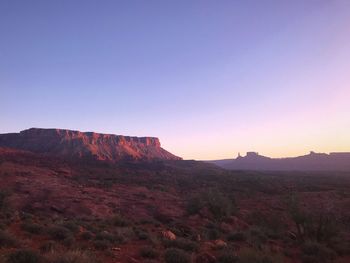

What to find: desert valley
left=0, top=128, right=349, bottom=263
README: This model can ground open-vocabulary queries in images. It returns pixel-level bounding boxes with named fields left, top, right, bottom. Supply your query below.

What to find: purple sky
left=1, top=0, right=350, bottom=160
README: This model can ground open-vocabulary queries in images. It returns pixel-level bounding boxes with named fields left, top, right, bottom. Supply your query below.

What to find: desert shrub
left=187, top=190, right=236, bottom=220
left=21, top=222, right=43, bottom=235
left=93, top=239, right=110, bottom=250
left=40, top=241, right=56, bottom=253
left=301, top=241, right=336, bottom=263
left=60, top=221, right=80, bottom=233
left=247, top=227, right=268, bottom=249
left=164, top=248, right=190, bottom=263
left=133, top=228, right=149, bottom=240
left=163, top=237, right=198, bottom=252
left=227, top=232, right=246, bottom=242
left=238, top=248, right=284, bottom=263
left=139, top=246, right=158, bottom=259
left=286, top=194, right=339, bottom=242
left=0, top=230, right=18, bottom=248
left=48, top=226, right=72, bottom=241
left=217, top=250, right=239, bottom=263
left=0, top=191, right=7, bottom=211
left=247, top=211, right=285, bottom=239
left=111, top=214, right=129, bottom=227
left=95, top=231, right=124, bottom=244
left=46, top=250, right=97, bottom=263
left=5, top=249, right=42, bottom=263
left=81, top=231, right=93, bottom=240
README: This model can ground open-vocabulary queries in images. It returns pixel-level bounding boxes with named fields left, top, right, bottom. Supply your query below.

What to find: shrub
left=139, top=247, right=158, bottom=259
left=0, top=230, right=18, bottom=248
left=40, top=241, right=56, bottom=253
left=21, top=222, right=43, bottom=235
left=111, top=214, right=129, bottom=227
left=48, top=226, right=72, bottom=241
left=301, top=241, right=336, bottom=263
left=164, top=248, right=190, bottom=263
left=61, top=221, right=80, bottom=233
left=81, top=231, right=93, bottom=240
left=46, top=250, right=97, bottom=263
left=163, top=237, right=198, bottom=252
left=217, top=250, right=239, bottom=263
left=0, top=190, right=11, bottom=213
left=187, top=190, right=236, bottom=220
left=227, top=232, right=246, bottom=242
left=93, top=239, right=110, bottom=250
left=238, top=248, right=283, bottom=263
left=95, top=231, right=123, bottom=244
left=6, top=249, right=42, bottom=263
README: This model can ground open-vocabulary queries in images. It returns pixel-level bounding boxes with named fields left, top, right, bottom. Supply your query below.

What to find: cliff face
left=0, top=128, right=181, bottom=161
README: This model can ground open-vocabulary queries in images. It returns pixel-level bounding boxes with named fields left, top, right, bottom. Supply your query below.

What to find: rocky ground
left=0, top=147, right=350, bottom=263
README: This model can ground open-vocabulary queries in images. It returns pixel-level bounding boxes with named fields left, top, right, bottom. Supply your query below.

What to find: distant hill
left=0, top=128, right=181, bottom=162
left=209, top=151, right=350, bottom=171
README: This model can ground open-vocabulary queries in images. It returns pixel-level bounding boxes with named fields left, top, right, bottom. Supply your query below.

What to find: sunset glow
left=1, top=0, right=349, bottom=160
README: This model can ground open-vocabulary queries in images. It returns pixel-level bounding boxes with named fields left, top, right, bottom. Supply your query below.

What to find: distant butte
left=0, top=128, right=181, bottom=162
left=210, top=151, right=350, bottom=171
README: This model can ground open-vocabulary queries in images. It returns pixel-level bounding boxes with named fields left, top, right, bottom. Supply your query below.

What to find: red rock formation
left=0, top=128, right=181, bottom=161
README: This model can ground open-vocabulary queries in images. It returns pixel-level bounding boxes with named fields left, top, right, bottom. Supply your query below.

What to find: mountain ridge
left=210, top=151, right=350, bottom=171
left=0, top=128, right=181, bottom=162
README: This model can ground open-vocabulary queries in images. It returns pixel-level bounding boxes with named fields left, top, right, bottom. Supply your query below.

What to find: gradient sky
left=1, top=0, right=350, bottom=160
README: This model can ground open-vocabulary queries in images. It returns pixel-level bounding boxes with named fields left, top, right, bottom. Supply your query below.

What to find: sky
left=1, top=0, right=350, bottom=160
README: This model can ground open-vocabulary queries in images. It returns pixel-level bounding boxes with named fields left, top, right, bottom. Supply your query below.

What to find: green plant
left=301, top=241, right=336, bottom=263
left=163, top=237, right=198, bottom=252
left=139, top=246, right=158, bottom=259
left=6, top=249, right=42, bottom=263
left=227, top=232, right=246, bottom=242
left=217, top=250, right=238, bottom=263
left=93, top=239, right=110, bottom=250
left=48, top=226, right=72, bottom=241
left=21, top=222, right=43, bottom=235
left=111, top=214, right=129, bottom=227
left=0, top=230, right=18, bottom=248
left=238, top=248, right=284, bottom=263
left=46, top=250, right=97, bottom=263
left=164, top=248, right=190, bottom=263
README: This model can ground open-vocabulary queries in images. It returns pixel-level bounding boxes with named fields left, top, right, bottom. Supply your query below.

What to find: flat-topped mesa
left=0, top=128, right=181, bottom=161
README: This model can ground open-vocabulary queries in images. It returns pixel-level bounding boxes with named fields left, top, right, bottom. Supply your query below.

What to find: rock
left=0, top=128, right=181, bottom=162
left=161, top=230, right=176, bottom=240
left=213, top=239, right=227, bottom=249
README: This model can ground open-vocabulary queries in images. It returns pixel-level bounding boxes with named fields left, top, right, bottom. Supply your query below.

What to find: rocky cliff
left=0, top=128, right=181, bottom=161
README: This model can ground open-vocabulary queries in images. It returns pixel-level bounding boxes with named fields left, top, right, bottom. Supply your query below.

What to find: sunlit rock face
left=0, top=128, right=181, bottom=161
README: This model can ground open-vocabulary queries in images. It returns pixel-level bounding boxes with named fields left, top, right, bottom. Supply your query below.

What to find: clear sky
left=1, top=0, right=350, bottom=160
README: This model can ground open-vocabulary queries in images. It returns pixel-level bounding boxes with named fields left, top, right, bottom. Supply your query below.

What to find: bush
left=187, top=190, right=236, bottom=220
left=227, top=232, right=246, bottom=242
left=81, top=231, right=93, bottom=240
left=163, top=237, right=198, bottom=252
left=0, top=230, right=18, bottom=248
left=217, top=250, right=238, bottom=263
left=48, top=226, right=72, bottom=241
left=6, top=249, right=42, bottom=263
left=238, top=248, right=284, bottom=263
left=0, top=191, right=11, bottom=212
left=139, top=247, right=158, bottom=259
left=93, top=239, right=110, bottom=250
left=164, top=248, right=190, bottom=263
left=301, top=241, right=336, bottom=263
left=111, top=215, right=129, bottom=227
left=46, top=250, right=97, bottom=263
left=21, top=222, right=43, bottom=235
left=40, top=241, right=56, bottom=253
